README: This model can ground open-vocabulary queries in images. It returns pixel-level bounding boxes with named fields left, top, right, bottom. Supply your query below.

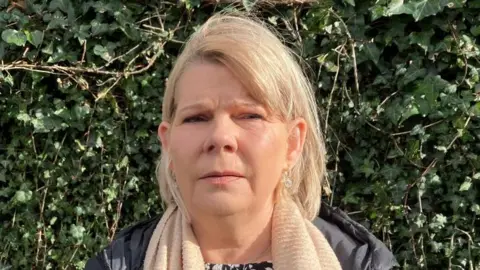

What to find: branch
left=324, top=43, right=344, bottom=132
left=0, top=41, right=166, bottom=78
left=391, top=120, right=444, bottom=137
left=329, top=9, right=360, bottom=96
left=202, top=0, right=316, bottom=5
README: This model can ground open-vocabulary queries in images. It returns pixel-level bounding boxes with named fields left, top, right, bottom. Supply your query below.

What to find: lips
left=200, top=171, right=244, bottom=179
left=199, top=171, right=244, bottom=184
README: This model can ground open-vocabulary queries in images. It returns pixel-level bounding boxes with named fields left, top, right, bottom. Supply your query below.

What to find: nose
left=203, top=114, right=238, bottom=154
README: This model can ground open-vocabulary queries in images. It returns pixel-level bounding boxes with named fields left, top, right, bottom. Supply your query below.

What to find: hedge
left=1, top=0, right=479, bottom=269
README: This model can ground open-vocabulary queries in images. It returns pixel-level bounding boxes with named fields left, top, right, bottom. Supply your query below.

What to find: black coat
left=85, top=203, right=398, bottom=270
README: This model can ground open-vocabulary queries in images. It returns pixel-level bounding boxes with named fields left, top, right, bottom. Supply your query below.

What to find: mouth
left=199, top=171, right=244, bottom=184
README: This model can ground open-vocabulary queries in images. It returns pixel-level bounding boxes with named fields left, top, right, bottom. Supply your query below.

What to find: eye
left=241, top=113, right=264, bottom=120
left=183, top=115, right=208, bottom=123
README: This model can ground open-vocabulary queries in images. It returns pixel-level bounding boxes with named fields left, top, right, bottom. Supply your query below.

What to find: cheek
left=167, top=128, right=203, bottom=200
left=168, top=127, right=202, bottom=170
left=256, top=123, right=287, bottom=155
left=240, top=124, right=288, bottom=183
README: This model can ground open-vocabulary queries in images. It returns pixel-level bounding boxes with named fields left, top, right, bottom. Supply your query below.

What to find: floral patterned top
left=205, top=261, right=273, bottom=270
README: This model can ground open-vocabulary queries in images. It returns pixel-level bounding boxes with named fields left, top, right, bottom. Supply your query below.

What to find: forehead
left=175, top=60, right=252, bottom=103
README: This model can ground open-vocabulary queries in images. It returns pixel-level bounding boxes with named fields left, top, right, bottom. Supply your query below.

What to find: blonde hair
left=156, top=12, right=327, bottom=221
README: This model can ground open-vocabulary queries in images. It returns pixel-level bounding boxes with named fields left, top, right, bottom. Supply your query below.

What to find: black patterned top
left=205, top=261, right=273, bottom=270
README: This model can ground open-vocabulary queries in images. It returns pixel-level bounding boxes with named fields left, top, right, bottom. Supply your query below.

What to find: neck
left=191, top=202, right=274, bottom=264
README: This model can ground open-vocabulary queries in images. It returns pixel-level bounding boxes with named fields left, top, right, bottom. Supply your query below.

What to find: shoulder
left=85, top=204, right=398, bottom=270
left=315, top=202, right=399, bottom=270
left=84, top=215, right=161, bottom=270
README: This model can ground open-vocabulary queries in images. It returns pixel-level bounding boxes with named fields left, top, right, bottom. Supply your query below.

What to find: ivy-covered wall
left=1, top=0, right=479, bottom=269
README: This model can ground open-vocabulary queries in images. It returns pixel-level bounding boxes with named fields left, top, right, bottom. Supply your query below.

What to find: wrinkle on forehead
left=170, top=59, right=283, bottom=121
left=177, top=99, right=262, bottom=114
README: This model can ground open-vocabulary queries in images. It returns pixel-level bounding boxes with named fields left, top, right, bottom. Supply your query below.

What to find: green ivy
left=1, top=0, right=479, bottom=269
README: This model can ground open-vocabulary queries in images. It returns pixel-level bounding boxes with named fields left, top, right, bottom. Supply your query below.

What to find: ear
left=285, top=117, right=307, bottom=169
left=158, top=121, right=171, bottom=149
left=158, top=122, right=172, bottom=171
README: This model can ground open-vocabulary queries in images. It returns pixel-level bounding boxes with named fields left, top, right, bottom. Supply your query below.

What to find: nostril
left=205, top=142, right=235, bottom=153
left=207, top=145, right=215, bottom=152
left=224, top=145, right=234, bottom=152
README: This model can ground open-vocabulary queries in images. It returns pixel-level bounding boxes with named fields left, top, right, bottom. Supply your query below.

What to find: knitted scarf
left=143, top=198, right=342, bottom=270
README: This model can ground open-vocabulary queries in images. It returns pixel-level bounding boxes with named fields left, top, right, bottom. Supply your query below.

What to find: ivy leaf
left=183, top=0, right=200, bottom=10
left=2, top=73, right=14, bottom=86
left=267, top=16, right=278, bottom=26
left=117, top=156, right=129, bottom=170
left=93, top=44, right=112, bottom=62
left=472, top=204, right=480, bottom=215
left=25, top=30, right=44, bottom=48
left=386, top=0, right=415, bottom=16
left=47, top=16, right=69, bottom=30
left=387, top=148, right=404, bottom=159
left=410, top=0, right=449, bottom=21
left=242, top=0, right=256, bottom=12
left=72, top=104, right=91, bottom=120
left=415, top=213, right=427, bottom=227
left=459, top=177, right=472, bottom=191
left=386, top=0, right=450, bottom=21
left=69, top=224, right=85, bottom=240
left=1, top=29, right=27, bottom=47
left=74, top=24, right=91, bottom=44
left=74, top=206, right=85, bottom=216
left=402, top=66, right=427, bottom=85
left=470, top=25, right=480, bottom=36
left=360, top=43, right=381, bottom=65
left=49, top=0, right=73, bottom=14
left=344, top=0, right=355, bottom=6
left=91, top=20, right=110, bottom=36
left=409, top=29, right=434, bottom=52
left=14, top=190, right=32, bottom=203
left=414, top=75, right=453, bottom=114
left=31, top=116, right=66, bottom=133
left=429, top=214, right=447, bottom=229
left=370, top=5, right=386, bottom=21
left=469, top=102, right=480, bottom=116
left=384, top=22, right=406, bottom=44
left=16, top=113, right=31, bottom=122
left=430, top=241, right=443, bottom=253
left=41, top=41, right=54, bottom=55
left=380, top=165, right=403, bottom=179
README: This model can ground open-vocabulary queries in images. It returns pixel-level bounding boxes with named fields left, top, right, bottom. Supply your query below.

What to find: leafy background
left=1, top=0, right=479, bottom=269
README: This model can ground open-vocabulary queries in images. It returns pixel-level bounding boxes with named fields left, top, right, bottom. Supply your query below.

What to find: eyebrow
left=177, top=102, right=212, bottom=114
left=177, top=100, right=262, bottom=114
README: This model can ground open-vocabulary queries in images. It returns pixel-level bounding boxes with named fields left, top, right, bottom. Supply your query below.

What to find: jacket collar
left=313, top=202, right=399, bottom=270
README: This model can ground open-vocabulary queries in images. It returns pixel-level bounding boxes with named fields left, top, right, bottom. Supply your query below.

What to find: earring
left=282, top=171, right=293, bottom=189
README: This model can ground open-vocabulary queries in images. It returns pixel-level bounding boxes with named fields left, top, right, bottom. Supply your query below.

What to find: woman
left=85, top=13, right=397, bottom=270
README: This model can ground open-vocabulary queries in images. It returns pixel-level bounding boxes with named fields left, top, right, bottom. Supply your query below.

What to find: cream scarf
left=143, top=198, right=342, bottom=270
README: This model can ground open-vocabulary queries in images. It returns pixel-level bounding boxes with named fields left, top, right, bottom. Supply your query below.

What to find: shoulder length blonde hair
left=156, top=12, right=327, bottom=221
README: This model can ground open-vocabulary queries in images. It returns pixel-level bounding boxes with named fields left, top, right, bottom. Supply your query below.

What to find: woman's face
left=159, top=61, right=306, bottom=219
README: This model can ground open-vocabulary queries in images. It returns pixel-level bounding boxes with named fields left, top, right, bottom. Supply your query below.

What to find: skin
left=158, top=60, right=307, bottom=264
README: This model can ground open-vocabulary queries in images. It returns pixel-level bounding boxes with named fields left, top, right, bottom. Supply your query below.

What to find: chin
left=193, top=194, right=248, bottom=217
left=189, top=180, right=251, bottom=216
